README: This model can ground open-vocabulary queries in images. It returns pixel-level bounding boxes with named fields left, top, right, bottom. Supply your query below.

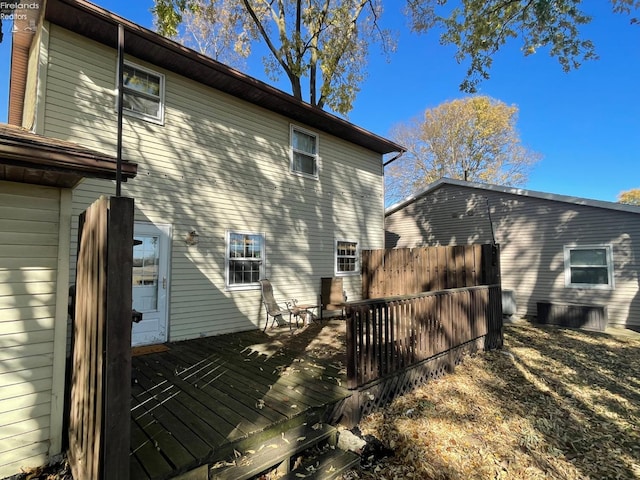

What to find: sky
left=0, top=1, right=638, bottom=204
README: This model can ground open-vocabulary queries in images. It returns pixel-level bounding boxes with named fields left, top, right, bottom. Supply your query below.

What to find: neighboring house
left=10, top=0, right=403, bottom=347
left=385, top=178, right=640, bottom=330
left=0, top=124, right=136, bottom=478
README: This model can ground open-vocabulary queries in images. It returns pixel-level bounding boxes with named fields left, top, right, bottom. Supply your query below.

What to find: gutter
left=382, top=149, right=406, bottom=167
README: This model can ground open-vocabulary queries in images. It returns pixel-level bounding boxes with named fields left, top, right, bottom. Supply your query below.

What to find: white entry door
left=132, top=222, right=171, bottom=346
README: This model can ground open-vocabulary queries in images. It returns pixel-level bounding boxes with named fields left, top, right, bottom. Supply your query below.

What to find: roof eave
left=44, top=0, right=404, bottom=156
left=385, top=178, right=640, bottom=216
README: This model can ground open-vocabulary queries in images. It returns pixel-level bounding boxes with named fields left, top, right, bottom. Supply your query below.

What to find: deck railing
left=345, top=285, right=502, bottom=390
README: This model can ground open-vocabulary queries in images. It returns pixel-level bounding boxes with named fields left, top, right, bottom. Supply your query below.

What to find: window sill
left=123, top=109, right=165, bottom=126
left=289, top=170, right=319, bottom=181
left=225, top=283, right=261, bottom=292
left=335, top=271, right=359, bottom=277
left=565, top=283, right=614, bottom=291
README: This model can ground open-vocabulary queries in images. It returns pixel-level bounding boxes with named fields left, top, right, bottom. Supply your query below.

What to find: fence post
left=346, top=306, right=357, bottom=390
left=68, top=196, right=134, bottom=480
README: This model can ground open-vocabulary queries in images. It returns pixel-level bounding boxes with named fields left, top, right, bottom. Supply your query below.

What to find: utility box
left=502, top=289, right=516, bottom=316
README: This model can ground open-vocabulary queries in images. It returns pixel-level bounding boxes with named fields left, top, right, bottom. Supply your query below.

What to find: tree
left=618, top=188, right=640, bottom=205
left=406, top=0, right=640, bottom=92
left=152, top=0, right=395, bottom=115
left=385, top=96, right=541, bottom=204
left=174, top=0, right=253, bottom=69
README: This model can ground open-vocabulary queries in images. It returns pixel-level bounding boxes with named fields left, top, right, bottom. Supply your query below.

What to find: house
left=9, top=0, right=404, bottom=348
left=385, top=178, right=640, bottom=330
left=0, top=123, right=136, bottom=478
left=2, top=0, right=404, bottom=475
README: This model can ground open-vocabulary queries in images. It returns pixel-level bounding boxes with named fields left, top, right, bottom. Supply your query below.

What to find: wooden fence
left=68, top=196, right=134, bottom=480
left=346, top=284, right=502, bottom=389
left=339, top=243, right=503, bottom=425
left=361, top=244, right=500, bottom=298
left=342, top=284, right=502, bottom=425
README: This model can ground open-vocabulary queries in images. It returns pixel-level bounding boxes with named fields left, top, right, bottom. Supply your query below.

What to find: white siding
left=0, top=181, right=65, bottom=478
left=42, top=25, right=385, bottom=341
left=385, top=183, right=640, bottom=329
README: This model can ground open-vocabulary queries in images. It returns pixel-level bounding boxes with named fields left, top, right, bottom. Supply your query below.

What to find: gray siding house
left=385, top=178, right=640, bottom=330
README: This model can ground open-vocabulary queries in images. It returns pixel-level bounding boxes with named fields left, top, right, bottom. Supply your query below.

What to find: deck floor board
left=130, top=325, right=349, bottom=480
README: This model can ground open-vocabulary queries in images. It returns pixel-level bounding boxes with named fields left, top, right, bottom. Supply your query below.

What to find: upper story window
left=226, top=231, right=265, bottom=290
left=290, top=125, right=319, bottom=178
left=564, top=245, right=614, bottom=289
left=336, top=240, right=359, bottom=276
left=120, top=62, right=165, bottom=124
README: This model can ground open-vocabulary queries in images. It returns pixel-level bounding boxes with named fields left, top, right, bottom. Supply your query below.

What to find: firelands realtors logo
left=0, top=2, right=39, bottom=22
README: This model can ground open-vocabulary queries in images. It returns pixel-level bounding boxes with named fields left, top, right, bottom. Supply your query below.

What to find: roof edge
left=43, top=0, right=405, bottom=155
left=385, top=178, right=640, bottom=216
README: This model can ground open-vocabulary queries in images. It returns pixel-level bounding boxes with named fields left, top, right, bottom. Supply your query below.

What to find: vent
left=537, top=302, right=608, bottom=332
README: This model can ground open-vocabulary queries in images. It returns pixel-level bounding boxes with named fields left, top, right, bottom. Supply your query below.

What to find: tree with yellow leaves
left=617, top=188, right=640, bottom=205
left=386, top=96, right=541, bottom=205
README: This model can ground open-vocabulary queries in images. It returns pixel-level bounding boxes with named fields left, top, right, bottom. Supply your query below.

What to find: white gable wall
left=385, top=183, right=640, bottom=329
left=38, top=25, right=384, bottom=340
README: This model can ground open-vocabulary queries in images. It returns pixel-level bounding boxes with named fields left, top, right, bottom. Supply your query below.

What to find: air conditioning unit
left=502, top=289, right=516, bottom=316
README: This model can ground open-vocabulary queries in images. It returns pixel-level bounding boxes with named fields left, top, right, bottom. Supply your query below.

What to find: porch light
left=185, top=230, right=199, bottom=246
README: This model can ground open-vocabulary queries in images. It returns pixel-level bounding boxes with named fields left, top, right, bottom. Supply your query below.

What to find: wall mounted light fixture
left=185, top=230, right=199, bottom=246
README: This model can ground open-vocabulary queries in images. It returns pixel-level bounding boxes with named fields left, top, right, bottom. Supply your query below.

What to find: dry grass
left=348, top=323, right=640, bottom=480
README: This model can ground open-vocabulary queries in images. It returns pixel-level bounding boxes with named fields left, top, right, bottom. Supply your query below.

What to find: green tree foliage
left=406, top=0, right=640, bottom=92
left=617, top=188, right=640, bottom=205
left=386, top=96, right=541, bottom=204
left=152, top=0, right=395, bottom=115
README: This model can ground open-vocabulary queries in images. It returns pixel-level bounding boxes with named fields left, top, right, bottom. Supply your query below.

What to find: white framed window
left=336, top=240, right=359, bottom=276
left=563, top=245, right=614, bottom=289
left=290, top=125, right=319, bottom=178
left=226, top=231, right=265, bottom=290
left=118, top=61, right=165, bottom=124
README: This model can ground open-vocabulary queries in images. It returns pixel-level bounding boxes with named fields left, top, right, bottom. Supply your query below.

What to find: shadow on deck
left=129, top=321, right=350, bottom=479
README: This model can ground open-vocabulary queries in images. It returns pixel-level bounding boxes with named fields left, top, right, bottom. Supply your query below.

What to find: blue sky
left=0, top=1, right=638, bottom=203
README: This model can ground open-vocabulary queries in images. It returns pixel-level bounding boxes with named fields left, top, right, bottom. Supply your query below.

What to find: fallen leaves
left=347, top=324, right=640, bottom=480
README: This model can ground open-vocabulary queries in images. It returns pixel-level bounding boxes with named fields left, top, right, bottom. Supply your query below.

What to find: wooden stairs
left=209, top=422, right=360, bottom=480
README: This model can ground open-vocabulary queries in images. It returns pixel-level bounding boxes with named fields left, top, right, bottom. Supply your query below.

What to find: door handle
left=162, top=277, right=167, bottom=289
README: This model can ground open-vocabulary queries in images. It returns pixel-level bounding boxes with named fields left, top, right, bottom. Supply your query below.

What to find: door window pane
left=133, top=235, right=159, bottom=310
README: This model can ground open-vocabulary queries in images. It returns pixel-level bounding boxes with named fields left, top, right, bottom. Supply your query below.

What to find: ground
left=346, top=322, right=640, bottom=479
left=14, top=320, right=640, bottom=479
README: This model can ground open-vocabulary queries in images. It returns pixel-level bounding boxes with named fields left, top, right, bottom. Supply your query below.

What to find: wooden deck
left=129, top=323, right=350, bottom=479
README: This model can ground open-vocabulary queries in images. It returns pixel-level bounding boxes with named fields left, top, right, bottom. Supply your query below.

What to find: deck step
left=209, top=422, right=338, bottom=480
left=281, top=448, right=360, bottom=479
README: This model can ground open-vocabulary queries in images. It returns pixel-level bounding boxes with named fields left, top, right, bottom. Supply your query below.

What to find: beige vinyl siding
left=385, top=183, right=640, bottom=328
left=42, top=25, right=384, bottom=340
left=0, top=181, right=67, bottom=478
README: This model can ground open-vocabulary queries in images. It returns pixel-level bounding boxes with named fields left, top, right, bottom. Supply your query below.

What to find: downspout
left=116, top=23, right=124, bottom=197
left=382, top=150, right=406, bottom=247
left=382, top=149, right=406, bottom=167
left=485, top=196, right=496, bottom=245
